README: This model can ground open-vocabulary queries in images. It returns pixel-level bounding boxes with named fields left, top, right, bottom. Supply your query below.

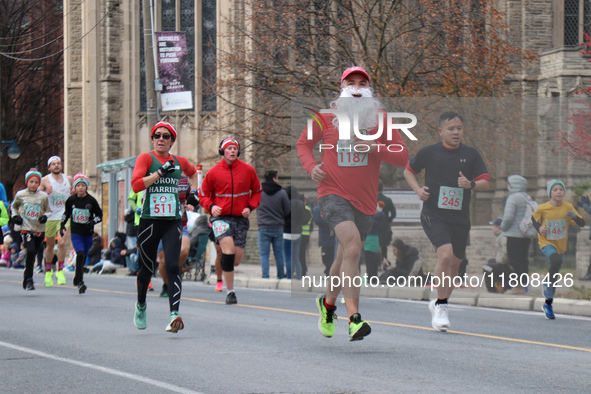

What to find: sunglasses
left=152, top=133, right=172, bottom=140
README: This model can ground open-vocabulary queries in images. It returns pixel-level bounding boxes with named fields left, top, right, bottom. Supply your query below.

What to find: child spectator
left=10, top=168, right=50, bottom=290
left=0, top=236, right=12, bottom=267
left=532, top=179, right=585, bottom=319
left=379, top=239, right=422, bottom=284
left=11, top=243, right=26, bottom=269
left=61, top=173, right=103, bottom=294
left=90, top=232, right=127, bottom=274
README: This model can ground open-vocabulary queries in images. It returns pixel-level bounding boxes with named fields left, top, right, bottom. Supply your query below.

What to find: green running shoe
left=56, top=270, right=66, bottom=285
left=348, top=313, right=371, bottom=341
left=165, top=311, right=184, bottom=333
left=134, top=302, right=147, bottom=330
left=316, top=295, right=337, bottom=338
left=44, top=270, right=54, bottom=287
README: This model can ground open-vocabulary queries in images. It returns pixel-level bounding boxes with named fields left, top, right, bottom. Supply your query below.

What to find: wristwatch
left=470, top=180, right=476, bottom=189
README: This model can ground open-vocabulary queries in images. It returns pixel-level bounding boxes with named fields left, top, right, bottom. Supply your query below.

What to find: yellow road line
left=2, top=278, right=590, bottom=353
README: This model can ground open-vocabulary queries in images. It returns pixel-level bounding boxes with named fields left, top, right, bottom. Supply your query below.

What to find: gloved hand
left=59, top=222, right=66, bottom=237
left=566, top=211, right=578, bottom=220
left=186, top=190, right=199, bottom=208
left=157, top=160, right=175, bottom=177
left=11, top=216, right=23, bottom=226
left=38, top=215, right=48, bottom=224
left=135, top=207, right=142, bottom=215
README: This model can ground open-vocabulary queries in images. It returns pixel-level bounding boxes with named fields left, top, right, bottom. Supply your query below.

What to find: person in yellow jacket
left=532, top=179, right=585, bottom=320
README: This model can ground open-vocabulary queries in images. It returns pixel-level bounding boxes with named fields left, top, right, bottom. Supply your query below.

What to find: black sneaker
left=78, top=283, right=87, bottom=294
left=25, top=279, right=35, bottom=291
left=225, top=291, right=237, bottom=305
left=160, top=283, right=168, bottom=298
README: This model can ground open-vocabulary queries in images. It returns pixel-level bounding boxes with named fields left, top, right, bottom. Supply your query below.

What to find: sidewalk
left=115, top=262, right=591, bottom=318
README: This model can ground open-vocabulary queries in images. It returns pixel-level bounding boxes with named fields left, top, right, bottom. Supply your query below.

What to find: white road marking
left=0, top=341, right=201, bottom=394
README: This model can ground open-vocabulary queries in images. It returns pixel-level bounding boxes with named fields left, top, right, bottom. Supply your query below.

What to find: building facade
left=64, top=0, right=591, bottom=228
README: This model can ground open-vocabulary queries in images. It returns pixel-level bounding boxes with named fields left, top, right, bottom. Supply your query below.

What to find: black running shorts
left=421, top=212, right=470, bottom=259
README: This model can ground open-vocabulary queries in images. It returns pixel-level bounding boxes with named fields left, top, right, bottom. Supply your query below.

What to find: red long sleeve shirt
left=297, top=110, right=409, bottom=215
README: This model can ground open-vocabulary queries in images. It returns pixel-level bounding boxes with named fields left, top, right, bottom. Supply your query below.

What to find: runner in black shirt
left=404, top=111, right=489, bottom=331
left=61, top=173, right=103, bottom=294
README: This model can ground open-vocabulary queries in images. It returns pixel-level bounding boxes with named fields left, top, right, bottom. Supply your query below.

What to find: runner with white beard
left=297, top=67, right=409, bottom=341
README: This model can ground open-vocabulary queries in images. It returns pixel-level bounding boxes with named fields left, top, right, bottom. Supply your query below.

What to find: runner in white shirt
left=39, top=156, right=73, bottom=287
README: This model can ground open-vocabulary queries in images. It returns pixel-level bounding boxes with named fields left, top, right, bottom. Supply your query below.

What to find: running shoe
left=35, top=266, right=43, bottom=274
left=160, top=283, right=168, bottom=298
left=25, top=279, right=35, bottom=291
left=215, top=280, right=223, bottom=292
left=56, top=270, right=66, bottom=285
left=78, top=282, right=87, bottom=294
left=429, top=299, right=450, bottom=332
left=44, top=270, right=54, bottom=287
left=316, top=295, right=337, bottom=338
left=165, top=311, right=184, bottom=333
left=348, top=313, right=371, bottom=341
left=148, top=281, right=155, bottom=291
left=542, top=303, right=555, bottom=320
left=225, top=291, right=237, bottom=305
left=134, top=302, right=147, bottom=330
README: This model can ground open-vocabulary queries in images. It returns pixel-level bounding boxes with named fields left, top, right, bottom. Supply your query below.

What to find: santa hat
left=151, top=121, right=177, bottom=140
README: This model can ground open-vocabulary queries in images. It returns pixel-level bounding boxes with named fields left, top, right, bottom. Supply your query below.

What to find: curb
left=231, top=275, right=591, bottom=318
left=113, top=269, right=591, bottom=318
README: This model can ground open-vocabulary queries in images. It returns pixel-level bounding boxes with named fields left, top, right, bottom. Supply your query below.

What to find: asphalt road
left=1, top=269, right=590, bottom=393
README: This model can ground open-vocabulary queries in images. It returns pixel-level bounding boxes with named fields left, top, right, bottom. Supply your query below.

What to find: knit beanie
left=25, top=169, right=42, bottom=184
left=546, top=179, right=565, bottom=198
left=73, top=173, right=90, bottom=189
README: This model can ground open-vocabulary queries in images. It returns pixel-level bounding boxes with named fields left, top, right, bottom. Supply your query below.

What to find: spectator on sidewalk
left=379, top=239, right=422, bottom=284
left=299, top=196, right=314, bottom=277
left=87, top=232, right=103, bottom=267
left=377, top=183, right=396, bottom=262
left=501, top=175, right=532, bottom=295
left=283, top=185, right=310, bottom=280
left=313, top=206, right=336, bottom=276
left=576, top=195, right=591, bottom=280
left=256, top=170, right=290, bottom=279
left=483, top=217, right=512, bottom=293
left=90, top=232, right=127, bottom=274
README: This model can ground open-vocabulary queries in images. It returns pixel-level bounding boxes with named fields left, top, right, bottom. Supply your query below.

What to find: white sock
left=227, top=289, right=234, bottom=294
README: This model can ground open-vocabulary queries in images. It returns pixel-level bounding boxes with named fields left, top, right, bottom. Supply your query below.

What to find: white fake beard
left=331, top=87, right=381, bottom=135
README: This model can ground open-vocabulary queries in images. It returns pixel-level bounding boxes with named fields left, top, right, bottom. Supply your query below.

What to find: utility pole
left=142, top=0, right=160, bottom=127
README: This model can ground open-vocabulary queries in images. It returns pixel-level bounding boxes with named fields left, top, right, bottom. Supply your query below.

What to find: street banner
left=155, top=31, right=193, bottom=111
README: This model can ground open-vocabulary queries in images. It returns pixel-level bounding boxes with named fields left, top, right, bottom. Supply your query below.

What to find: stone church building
left=63, top=0, right=591, bottom=238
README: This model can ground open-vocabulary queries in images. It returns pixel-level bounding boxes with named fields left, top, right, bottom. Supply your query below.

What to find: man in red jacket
left=297, top=66, right=409, bottom=341
left=199, top=138, right=262, bottom=304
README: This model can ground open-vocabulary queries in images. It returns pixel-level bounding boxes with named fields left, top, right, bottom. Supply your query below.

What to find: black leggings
left=506, top=237, right=531, bottom=278
left=137, top=219, right=182, bottom=311
left=23, top=231, right=44, bottom=282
